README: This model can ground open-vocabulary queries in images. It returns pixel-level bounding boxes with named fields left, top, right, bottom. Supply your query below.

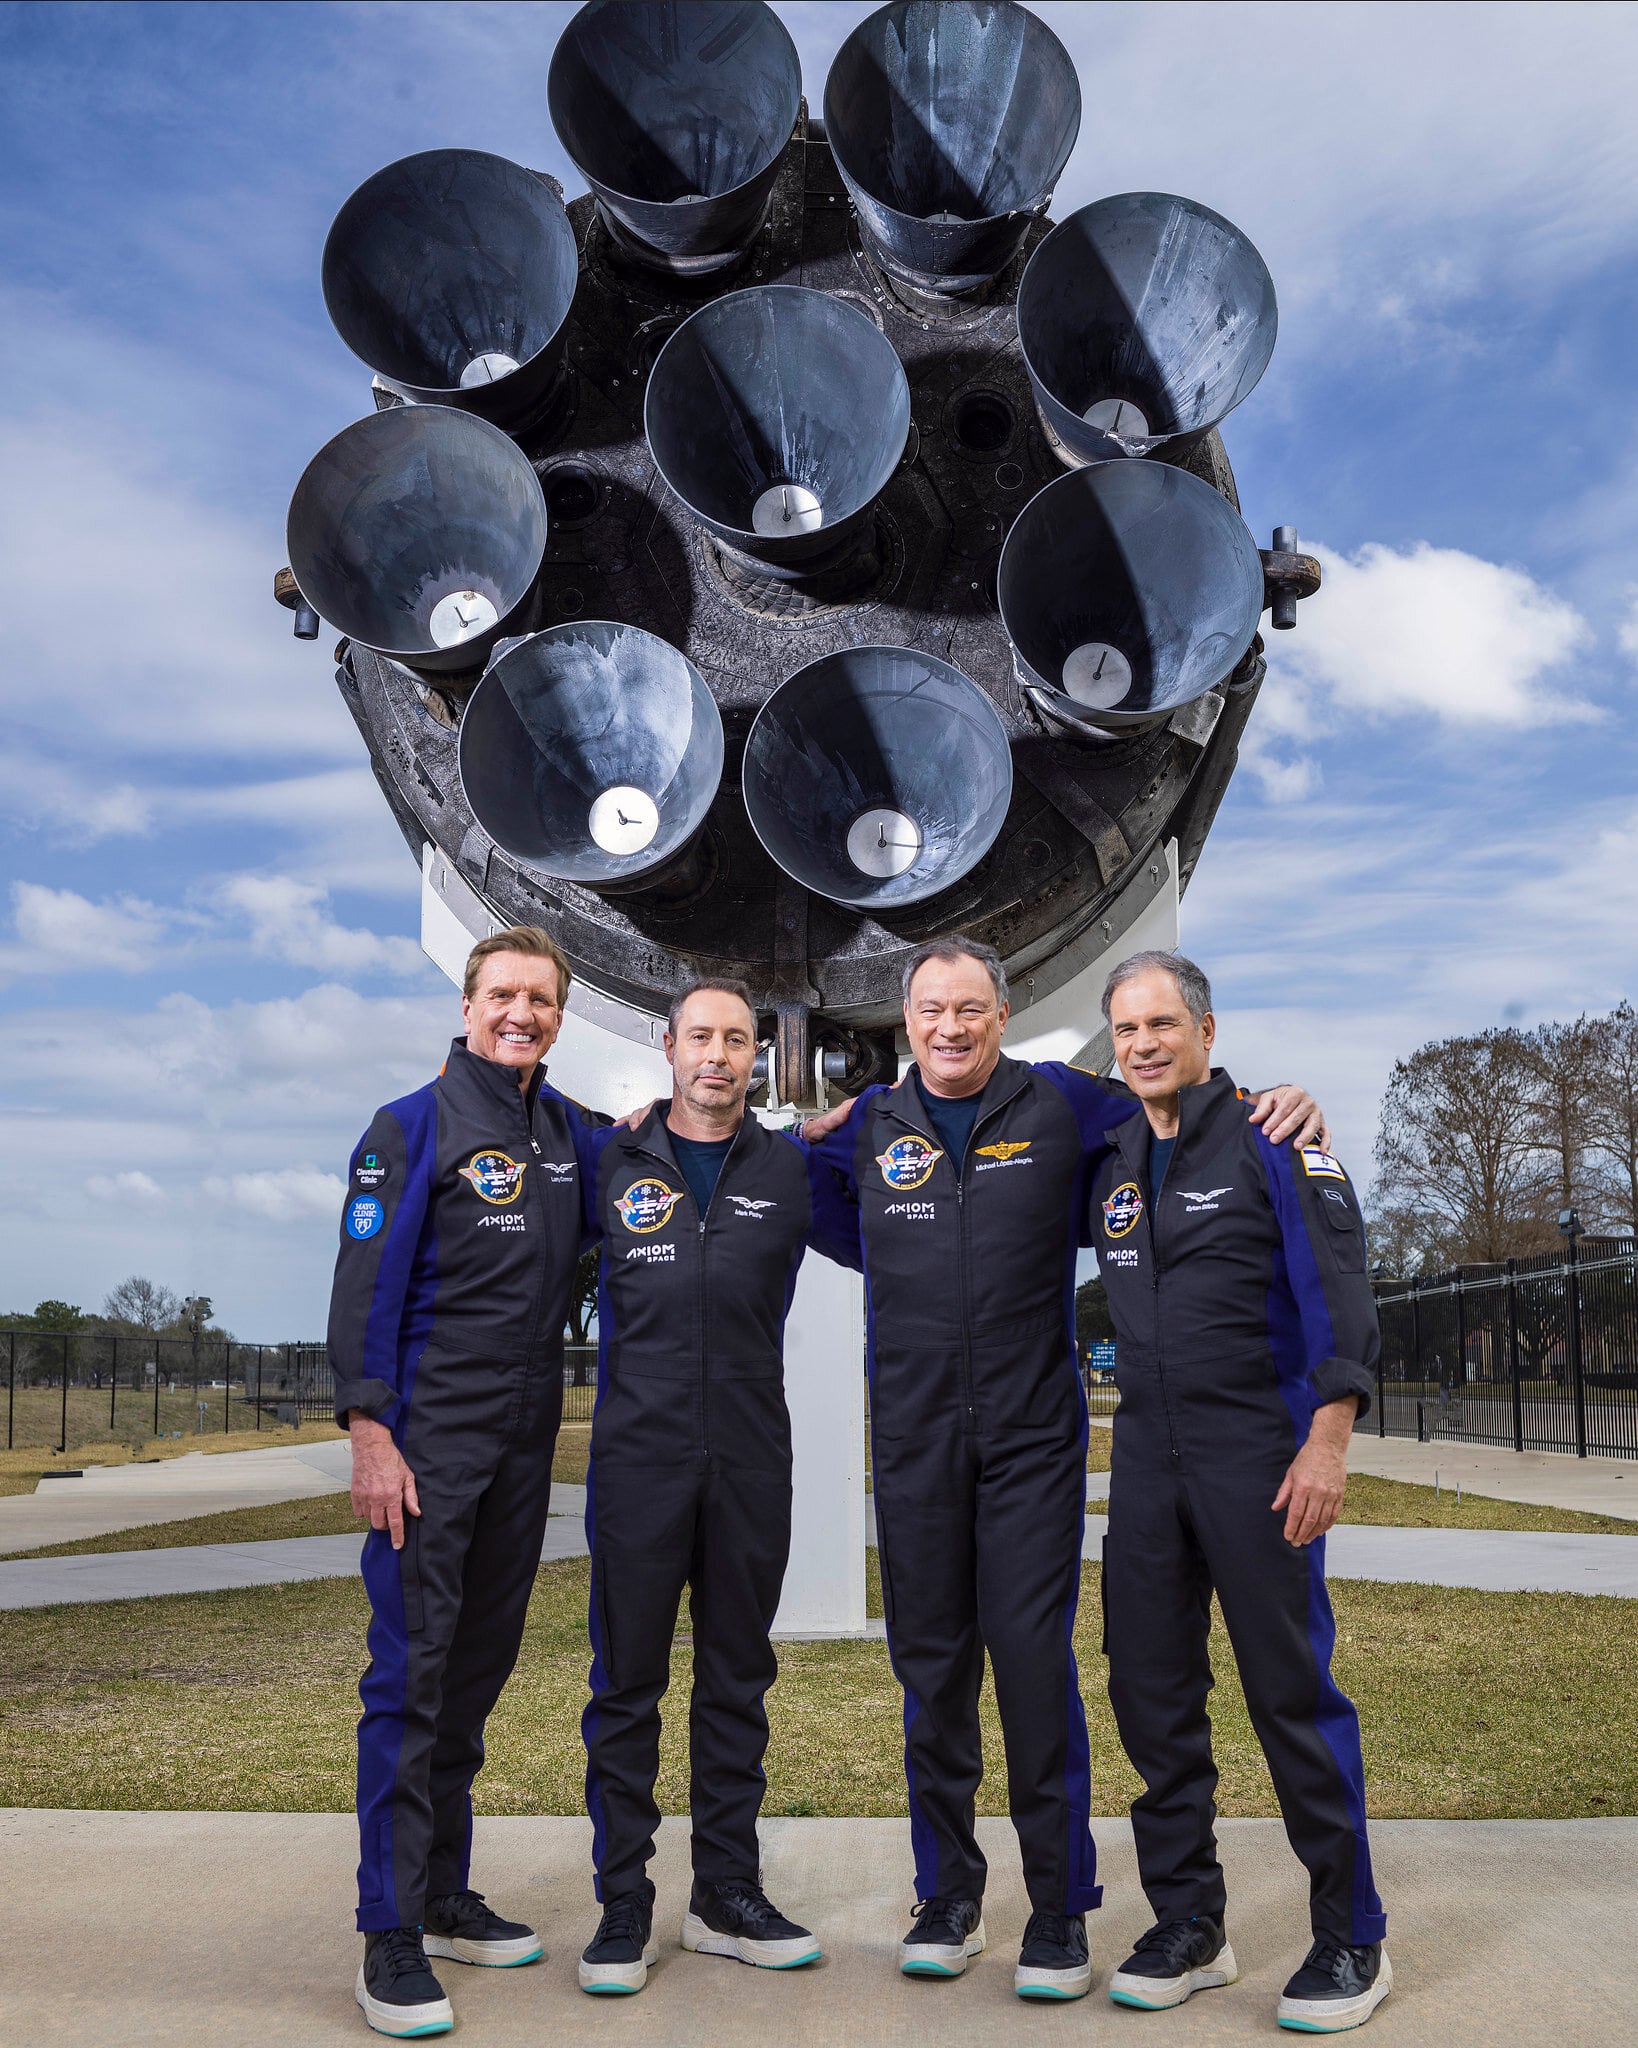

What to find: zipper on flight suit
left=635, top=1115, right=749, bottom=1466
left=883, top=1075, right=1025, bottom=1430
left=1143, top=1121, right=1184, bottom=1468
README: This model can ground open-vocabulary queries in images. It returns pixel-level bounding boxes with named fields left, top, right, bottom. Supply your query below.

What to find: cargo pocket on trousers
left=399, top=1517, right=424, bottom=1635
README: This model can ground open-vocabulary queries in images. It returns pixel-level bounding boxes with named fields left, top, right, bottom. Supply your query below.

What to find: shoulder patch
left=1300, top=1148, right=1348, bottom=1180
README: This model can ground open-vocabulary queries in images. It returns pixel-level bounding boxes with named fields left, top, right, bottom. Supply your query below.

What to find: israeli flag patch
left=1300, top=1148, right=1347, bottom=1180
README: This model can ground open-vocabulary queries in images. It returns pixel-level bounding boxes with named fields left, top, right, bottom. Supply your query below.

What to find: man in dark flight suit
left=331, top=925, right=602, bottom=2039
left=572, top=979, right=833, bottom=1995
left=1091, top=951, right=1390, bottom=2035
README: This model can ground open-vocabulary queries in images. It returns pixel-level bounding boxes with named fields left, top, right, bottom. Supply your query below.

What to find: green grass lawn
left=0, top=1560, right=1631, bottom=1821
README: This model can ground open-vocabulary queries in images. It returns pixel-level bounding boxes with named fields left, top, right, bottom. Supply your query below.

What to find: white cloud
left=2, top=882, right=178, bottom=979
left=1619, top=587, right=1638, bottom=665
left=87, top=1171, right=166, bottom=1209
left=216, top=874, right=427, bottom=978
left=201, top=1168, right=346, bottom=1223
left=1274, top=540, right=1596, bottom=730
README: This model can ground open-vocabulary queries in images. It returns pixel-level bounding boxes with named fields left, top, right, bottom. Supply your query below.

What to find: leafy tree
left=1372, top=1028, right=1556, bottom=1265
left=1586, top=1002, right=1638, bottom=1233
left=30, top=1300, right=90, bottom=1332
left=1075, top=1275, right=1115, bottom=1354
left=102, top=1276, right=182, bottom=1332
left=1524, top=1016, right=1605, bottom=1221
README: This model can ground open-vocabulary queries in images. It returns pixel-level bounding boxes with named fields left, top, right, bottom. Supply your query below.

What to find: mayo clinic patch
left=1103, top=1182, right=1144, bottom=1238
left=345, top=1195, right=385, bottom=1241
left=1300, top=1149, right=1348, bottom=1180
left=876, top=1136, right=944, bottom=1191
left=616, top=1178, right=685, bottom=1234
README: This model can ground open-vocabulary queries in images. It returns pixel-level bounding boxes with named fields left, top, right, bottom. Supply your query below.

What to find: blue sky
left=2, top=0, right=1637, bottom=1334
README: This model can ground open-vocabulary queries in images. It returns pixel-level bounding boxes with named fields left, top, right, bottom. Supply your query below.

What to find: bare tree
left=1587, top=1002, right=1638, bottom=1233
left=1523, top=1015, right=1604, bottom=1221
left=1372, top=1028, right=1555, bottom=1264
left=102, top=1275, right=182, bottom=1332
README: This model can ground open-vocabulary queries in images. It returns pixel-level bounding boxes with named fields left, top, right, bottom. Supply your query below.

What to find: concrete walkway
left=1346, top=1434, right=1638, bottom=1519
left=6, top=1501, right=1638, bottom=1609
left=0, top=1437, right=354, bottom=1554
left=1, top=1809, right=1628, bottom=2046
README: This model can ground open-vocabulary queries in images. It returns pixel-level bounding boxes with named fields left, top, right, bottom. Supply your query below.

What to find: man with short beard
left=571, top=979, right=839, bottom=1995
left=802, top=936, right=1327, bottom=2003
left=331, top=925, right=603, bottom=2039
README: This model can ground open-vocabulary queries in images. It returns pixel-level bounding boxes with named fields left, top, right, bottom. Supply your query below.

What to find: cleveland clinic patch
left=1102, top=1182, right=1144, bottom=1238
left=458, top=1151, right=527, bottom=1205
left=876, top=1137, right=944, bottom=1191
left=1300, top=1148, right=1348, bottom=1180
left=345, top=1195, right=384, bottom=1241
left=353, top=1150, right=389, bottom=1190
left=616, top=1178, right=685, bottom=1234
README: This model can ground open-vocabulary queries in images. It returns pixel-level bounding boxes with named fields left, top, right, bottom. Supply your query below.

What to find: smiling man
left=1090, top=952, right=1390, bottom=2034
left=802, top=937, right=1328, bottom=2003
left=570, top=980, right=837, bottom=1994
left=329, top=925, right=603, bottom=2039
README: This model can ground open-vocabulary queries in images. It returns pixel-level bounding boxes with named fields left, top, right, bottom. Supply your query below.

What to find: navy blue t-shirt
left=669, top=1130, right=735, bottom=1217
left=1148, top=1129, right=1176, bottom=1196
left=915, top=1070, right=986, bottom=1171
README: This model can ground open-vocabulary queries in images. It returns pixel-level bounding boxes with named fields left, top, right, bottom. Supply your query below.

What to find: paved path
left=6, top=1498, right=1638, bottom=1608
left=1, top=1809, right=1628, bottom=2046
left=0, top=1438, right=354, bottom=1554
left=1346, top=1434, right=1638, bottom=1519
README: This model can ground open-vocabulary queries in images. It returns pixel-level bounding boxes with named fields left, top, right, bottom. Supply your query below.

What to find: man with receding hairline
left=1092, top=951, right=1389, bottom=2034
left=331, top=924, right=604, bottom=2038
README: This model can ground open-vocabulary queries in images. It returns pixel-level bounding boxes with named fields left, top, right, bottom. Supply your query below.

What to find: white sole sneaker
left=1277, top=1950, right=1393, bottom=2032
left=354, top=1964, right=453, bottom=2038
left=1015, top=1955, right=1093, bottom=2001
left=1109, top=1940, right=1239, bottom=2010
left=578, top=1938, right=660, bottom=1995
left=681, top=1910, right=822, bottom=1968
left=423, top=1929, right=542, bottom=1968
left=899, top=1919, right=987, bottom=1977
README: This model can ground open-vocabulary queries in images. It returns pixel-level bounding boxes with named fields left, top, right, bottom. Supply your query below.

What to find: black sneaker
left=423, top=1887, right=542, bottom=1967
left=578, top=1883, right=659, bottom=1996
left=682, top=1877, right=822, bottom=1968
left=1015, top=1907, right=1092, bottom=2001
left=1277, top=1939, right=1392, bottom=2032
left=1109, top=1915, right=1238, bottom=2011
left=355, top=1928, right=453, bottom=2038
left=898, top=1896, right=986, bottom=1978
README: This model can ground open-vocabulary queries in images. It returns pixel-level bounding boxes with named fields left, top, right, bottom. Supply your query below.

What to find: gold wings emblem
left=974, top=1140, right=1031, bottom=1162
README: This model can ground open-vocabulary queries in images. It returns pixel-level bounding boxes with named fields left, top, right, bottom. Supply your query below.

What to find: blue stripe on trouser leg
left=1305, top=1539, right=1386, bottom=1945
left=356, top=1525, right=413, bottom=1931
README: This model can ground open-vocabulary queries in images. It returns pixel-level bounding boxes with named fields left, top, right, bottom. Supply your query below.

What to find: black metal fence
left=1371, top=1237, right=1638, bottom=1459
left=1, top=1333, right=338, bottom=1451
left=4, top=1330, right=1115, bottom=1454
